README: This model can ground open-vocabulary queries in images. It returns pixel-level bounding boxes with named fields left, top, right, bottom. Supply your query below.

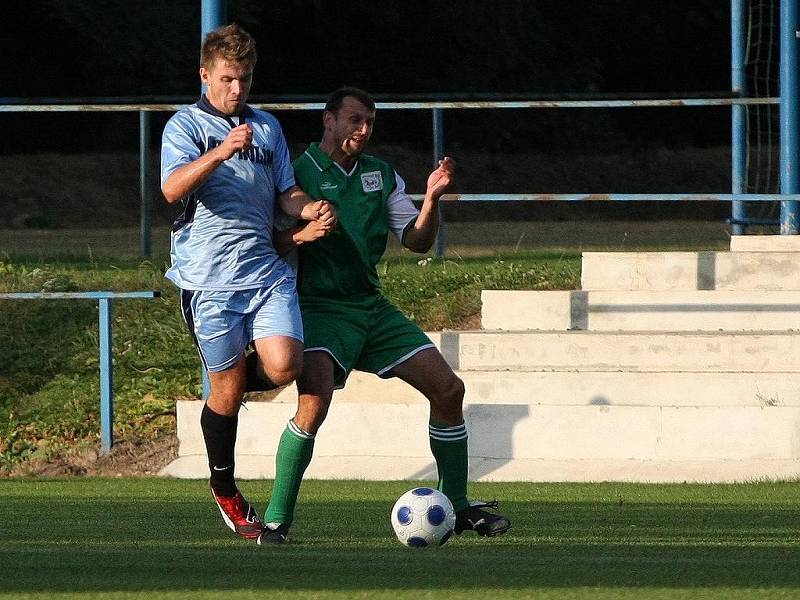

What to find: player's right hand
left=295, top=219, right=333, bottom=243
left=217, top=124, right=253, bottom=160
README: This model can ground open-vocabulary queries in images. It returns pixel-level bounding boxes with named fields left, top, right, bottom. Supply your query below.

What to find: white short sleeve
left=387, top=172, right=420, bottom=239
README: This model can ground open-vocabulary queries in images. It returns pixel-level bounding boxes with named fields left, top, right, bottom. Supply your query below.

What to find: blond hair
left=200, top=23, right=257, bottom=69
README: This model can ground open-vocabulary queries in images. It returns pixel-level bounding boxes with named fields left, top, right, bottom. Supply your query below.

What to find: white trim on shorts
left=376, top=343, right=436, bottom=378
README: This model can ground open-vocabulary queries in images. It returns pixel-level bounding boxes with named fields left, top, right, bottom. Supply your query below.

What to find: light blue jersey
left=161, top=96, right=296, bottom=291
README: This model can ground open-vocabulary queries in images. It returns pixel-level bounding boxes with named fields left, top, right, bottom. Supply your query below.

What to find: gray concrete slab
left=481, top=289, right=800, bottom=331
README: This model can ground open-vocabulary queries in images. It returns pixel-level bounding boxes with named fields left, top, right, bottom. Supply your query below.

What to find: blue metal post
left=200, top=0, right=225, bottom=397
left=781, top=0, right=800, bottom=233
left=433, top=108, right=446, bottom=257
left=0, top=291, right=159, bottom=453
left=731, top=0, right=748, bottom=235
left=98, top=298, right=114, bottom=453
left=201, top=0, right=227, bottom=94
left=202, top=0, right=226, bottom=36
left=139, top=111, right=152, bottom=257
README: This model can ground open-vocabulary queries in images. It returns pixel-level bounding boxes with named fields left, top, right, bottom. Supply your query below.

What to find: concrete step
left=162, top=400, right=800, bottom=483
left=731, top=235, right=800, bottom=252
left=267, top=369, right=800, bottom=407
left=581, top=251, right=800, bottom=291
left=445, top=330, right=800, bottom=372
left=481, top=289, right=800, bottom=331
left=162, top=454, right=800, bottom=483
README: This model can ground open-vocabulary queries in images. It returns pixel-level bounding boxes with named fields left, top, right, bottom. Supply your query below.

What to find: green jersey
left=292, top=143, right=419, bottom=297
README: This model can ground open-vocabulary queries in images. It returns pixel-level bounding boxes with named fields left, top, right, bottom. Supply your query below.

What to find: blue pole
left=201, top=0, right=226, bottom=38
left=200, top=0, right=225, bottom=399
left=139, top=111, right=152, bottom=257
left=731, top=0, right=748, bottom=235
left=781, top=0, right=800, bottom=233
left=98, top=298, right=114, bottom=453
left=201, top=0, right=227, bottom=94
left=433, top=108, right=446, bottom=257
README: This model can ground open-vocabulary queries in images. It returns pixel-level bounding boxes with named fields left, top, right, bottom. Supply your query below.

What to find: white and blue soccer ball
left=390, top=487, right=456, bottom=548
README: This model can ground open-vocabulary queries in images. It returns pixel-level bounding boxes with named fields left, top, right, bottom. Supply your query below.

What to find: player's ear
left=322, top=110, right=335, bottom=130
left=199, top=67, right=209, bottom=85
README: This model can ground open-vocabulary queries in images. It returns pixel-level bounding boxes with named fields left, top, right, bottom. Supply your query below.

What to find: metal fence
left=3, top=96, right=799, bottom=258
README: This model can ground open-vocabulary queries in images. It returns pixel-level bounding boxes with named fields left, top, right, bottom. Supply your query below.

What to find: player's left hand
left=426, top=156, right=456, bottom=199
left=303, top=199, right=337, bottom=230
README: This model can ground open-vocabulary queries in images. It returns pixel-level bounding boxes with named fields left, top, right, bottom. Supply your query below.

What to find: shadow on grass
left=2, top=493, right=799, bottom=593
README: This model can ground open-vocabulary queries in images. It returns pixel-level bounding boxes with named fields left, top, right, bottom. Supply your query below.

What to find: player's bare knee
left=209, top=388, right=245, bottom=416
left=427, top=376, right=465, bottom=421
left=264, top=364, right=300, bottom=387
left=441, top=375, right=465, bottom=407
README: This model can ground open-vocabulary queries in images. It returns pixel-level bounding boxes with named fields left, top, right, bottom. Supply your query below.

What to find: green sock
left=265, top=420, right=315, bottom=526
left=428, top=422, right=469, bottom=512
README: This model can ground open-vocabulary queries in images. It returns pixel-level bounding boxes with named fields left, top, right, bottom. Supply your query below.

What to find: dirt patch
left=9, top=432, right=179, bottom=478
left=460, top=312, right=482, bottom=330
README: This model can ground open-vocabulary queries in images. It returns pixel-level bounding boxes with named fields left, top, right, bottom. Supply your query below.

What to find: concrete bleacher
left=162, top=235, right=800, bottom=483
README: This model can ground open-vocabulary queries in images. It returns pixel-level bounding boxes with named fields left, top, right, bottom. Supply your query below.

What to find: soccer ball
left=390, top=487, right=456, bottom=548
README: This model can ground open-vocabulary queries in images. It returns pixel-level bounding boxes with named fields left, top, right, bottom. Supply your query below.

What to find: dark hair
left=324, top=87, right=375, bottom=114
left=201, top=23, right=257, bottom=69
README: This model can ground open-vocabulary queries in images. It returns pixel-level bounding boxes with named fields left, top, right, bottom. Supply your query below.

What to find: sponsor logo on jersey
left=319, top=181, right=338, bottom=191
left=361, top=171, right=383, bottom=193
left=207, top=137, right=273, bottom=166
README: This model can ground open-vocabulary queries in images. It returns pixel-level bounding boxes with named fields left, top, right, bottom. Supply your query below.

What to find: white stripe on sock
left=287, top=419, right=315, bottom=440
left=429, top=424, right=468, bottom=441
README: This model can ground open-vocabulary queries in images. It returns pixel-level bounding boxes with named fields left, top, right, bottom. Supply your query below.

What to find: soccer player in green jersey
left=260, top=87, right=511, bottom=544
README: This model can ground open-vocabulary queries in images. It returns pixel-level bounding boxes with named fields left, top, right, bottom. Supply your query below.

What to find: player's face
left=328, top=97, right=376, bottom=157
left=200, top=58, right=253, bottom=116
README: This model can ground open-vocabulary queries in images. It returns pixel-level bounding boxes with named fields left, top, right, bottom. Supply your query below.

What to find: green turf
left=1, top=479, right=800, bottom=599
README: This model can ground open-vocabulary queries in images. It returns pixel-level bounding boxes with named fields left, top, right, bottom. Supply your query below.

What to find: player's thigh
left=355, top=296, right=435, bottom=378
left=186, top=289, right=249, bottom=373
left=387, top=347, right=463, bottom=406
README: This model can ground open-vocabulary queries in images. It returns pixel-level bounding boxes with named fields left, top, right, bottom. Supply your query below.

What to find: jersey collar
left=305, top=143, right=360, bottom=176
left=196, top=94, right=254, bottom=127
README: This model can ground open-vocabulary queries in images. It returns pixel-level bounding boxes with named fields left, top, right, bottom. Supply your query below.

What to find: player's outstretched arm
left=403, top=156, right=456, bottom=253
left=162, top=124, right=253, bottom=203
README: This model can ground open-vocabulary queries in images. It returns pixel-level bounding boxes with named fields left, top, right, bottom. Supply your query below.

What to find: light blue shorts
left=180, top=277, right=303, bottom=372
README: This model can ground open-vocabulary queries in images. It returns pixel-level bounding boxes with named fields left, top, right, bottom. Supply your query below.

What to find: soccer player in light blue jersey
left=160, top=23, right=335, bottom=541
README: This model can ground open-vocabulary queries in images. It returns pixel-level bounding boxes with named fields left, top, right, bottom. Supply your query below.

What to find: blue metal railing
left=0, top=95, right=787, bottom=258
left=423, top=193, right=800, bottom=202
left=0, top=291, right=160, bottom=452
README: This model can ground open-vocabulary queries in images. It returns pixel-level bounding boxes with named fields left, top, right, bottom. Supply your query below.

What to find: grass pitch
left=1, top=479, right=799, bottom=599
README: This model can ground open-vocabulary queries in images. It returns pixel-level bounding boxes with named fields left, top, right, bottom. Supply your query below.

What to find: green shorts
left=299, top=293, right=434, bottom=388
